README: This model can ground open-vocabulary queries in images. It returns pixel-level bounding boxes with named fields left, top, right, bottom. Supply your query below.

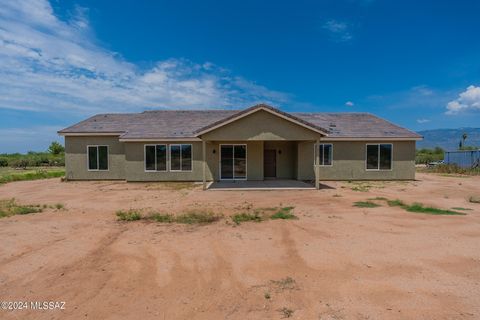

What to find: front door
left=264, top=149, right=276, bottom=178
left=220, top=145, right=247, bottom=180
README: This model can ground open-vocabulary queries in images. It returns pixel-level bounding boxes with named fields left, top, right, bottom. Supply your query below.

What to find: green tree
left=48, top=141, right=65, bottom=155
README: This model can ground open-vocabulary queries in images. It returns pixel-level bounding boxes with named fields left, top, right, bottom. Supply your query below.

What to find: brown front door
left=264, top=149, right=276, bottom=178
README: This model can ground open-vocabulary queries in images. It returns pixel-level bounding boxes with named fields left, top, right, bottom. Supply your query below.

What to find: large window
left=366, top=144, right=392, bottom=170
left=145, top=145, right=167, bottom=171
left=88, top=145, right=108, bottom=171
left=169, top=144, right=192, bottom=171
left=316, top=144, right=333, bottom=166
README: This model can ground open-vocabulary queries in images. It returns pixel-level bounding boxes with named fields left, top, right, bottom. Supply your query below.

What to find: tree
left=462, top=133, right=468, bottom=146
left=48, top=141, right=65, bottom=155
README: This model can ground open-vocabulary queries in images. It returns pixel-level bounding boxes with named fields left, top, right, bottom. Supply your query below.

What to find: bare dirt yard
left=0, top=173, right=479, bottom=319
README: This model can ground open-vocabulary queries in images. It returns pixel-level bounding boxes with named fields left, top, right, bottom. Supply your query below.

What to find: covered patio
left=207, top=179, right=316, bottom=190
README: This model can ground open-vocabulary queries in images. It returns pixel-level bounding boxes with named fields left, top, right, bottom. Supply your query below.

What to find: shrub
left=0, top=158, right=8, bottom=167
left=116, top=209, right=142, bottom=221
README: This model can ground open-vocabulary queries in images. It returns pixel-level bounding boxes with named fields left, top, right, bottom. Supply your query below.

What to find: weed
left=175, top=210, right=220, bottom=224
left=116, top=209, right=142, bottom=221
left=353, top=201, right=381, bottom=208
left=270, top=207, right=297, bottom=220
left=278, top=307, right=294, bottom=318
left=149, top=213, right=174, bottom=223
left=54, top=203, right=65, bottom=210
left=271, top=277, right=296, bottom=290
left=232, top=212, right=263, bottom=225
left=332, top=194, right=343, bottom=197
left=387, top=199, right=406, bottom=207
left=368, top=196, right=388, bottom=201
left=0, top=198, right=42, bottom=218
left=451, top=207, right=472, bottom=211
left=264, top=292, right=271, bottom=300
left=405, top=203, right=465, bottom=215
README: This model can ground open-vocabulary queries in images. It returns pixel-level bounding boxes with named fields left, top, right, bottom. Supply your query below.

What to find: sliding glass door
left=220, top=144, right=247, bottom=180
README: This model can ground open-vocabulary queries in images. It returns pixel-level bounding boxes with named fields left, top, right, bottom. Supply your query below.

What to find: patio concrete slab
left=207, top=179, right=316, bottom=190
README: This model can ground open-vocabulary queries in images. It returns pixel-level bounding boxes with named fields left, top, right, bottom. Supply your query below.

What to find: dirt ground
left=0, top=173, right=479, bottom=320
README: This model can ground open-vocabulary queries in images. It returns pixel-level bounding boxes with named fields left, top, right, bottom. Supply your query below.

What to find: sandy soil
left=0, top=173, right=479, bottom=319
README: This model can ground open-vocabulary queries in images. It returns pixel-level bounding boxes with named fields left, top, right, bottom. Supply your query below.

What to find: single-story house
left=58, top=104, right=422, bottom=189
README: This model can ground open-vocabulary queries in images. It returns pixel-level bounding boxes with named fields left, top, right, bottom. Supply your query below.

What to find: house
left=58, top=104, right=422, bottom=189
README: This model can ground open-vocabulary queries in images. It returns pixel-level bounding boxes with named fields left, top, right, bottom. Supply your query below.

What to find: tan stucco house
left=58, top=104, right=422, bottom=189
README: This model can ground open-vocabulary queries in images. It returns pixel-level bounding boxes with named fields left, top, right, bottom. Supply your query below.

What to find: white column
left=202, top=140, right=207, bottom=190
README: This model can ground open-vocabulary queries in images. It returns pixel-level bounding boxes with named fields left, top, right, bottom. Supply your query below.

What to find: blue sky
left=1, top=0, right=479, bottom=153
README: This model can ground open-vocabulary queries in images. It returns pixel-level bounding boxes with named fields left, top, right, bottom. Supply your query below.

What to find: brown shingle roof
left=58, top=104, right=421, bottom=139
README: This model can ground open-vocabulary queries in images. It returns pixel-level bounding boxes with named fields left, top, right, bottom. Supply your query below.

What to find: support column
left=202, top=140, right=207, bottom=190
left=315, top=139, right=320, bottom=190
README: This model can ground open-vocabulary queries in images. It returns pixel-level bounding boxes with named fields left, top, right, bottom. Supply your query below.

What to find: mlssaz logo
left=30, top=301, right=66, bottom=310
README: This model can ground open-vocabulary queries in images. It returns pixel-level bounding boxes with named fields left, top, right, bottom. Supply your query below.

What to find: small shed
left=444, top=150, right=480, bottom=168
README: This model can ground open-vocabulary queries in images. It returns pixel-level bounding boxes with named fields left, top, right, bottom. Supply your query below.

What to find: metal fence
left=444, top=150, right=480, bottom=168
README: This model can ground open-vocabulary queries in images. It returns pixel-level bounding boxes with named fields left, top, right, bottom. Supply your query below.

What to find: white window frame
left=144, top=144, right=168, bottom=172
left=314, top=143, right=333, bottom=166
left=87, top=145, right=109, bottom=171
left=365, top=143, right=393, bottom=171
left=219, top=144, right=248, bottom=181
left=169, top=144, right=193, bottom=172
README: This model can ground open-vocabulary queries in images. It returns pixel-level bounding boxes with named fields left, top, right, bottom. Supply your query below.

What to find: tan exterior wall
left=297, top=140, right=416, bottom=180
left=64, top=136, right=416, bottom=182
left=124, top=141, right=213, bottom=182
left=123, top=140, right=264, bottom=181
left=65, top=136, right=125, bottom=180
left=201, top=110, right=323, bottom=141
left=264, top=141, right=296, bottom=179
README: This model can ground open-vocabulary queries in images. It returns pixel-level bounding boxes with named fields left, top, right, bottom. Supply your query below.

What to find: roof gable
left=194, top=104, right=329, bottom=136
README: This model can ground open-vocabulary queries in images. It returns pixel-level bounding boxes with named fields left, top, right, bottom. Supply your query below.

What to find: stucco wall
left=124, top=141, right=214, bottom=182
left=264, top=141, right=296, bottom=179
left=201, top=110, right=323, bottom=141
left=297, top=140, right=416, bottom=180
left=124, top=140, right=264, bottom=181
left=65, top=136, right=125, bottom=180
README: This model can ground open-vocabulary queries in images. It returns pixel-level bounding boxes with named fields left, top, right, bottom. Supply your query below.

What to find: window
left=145, top=145, right=167, bottom=171
left=87, top=145, right=108, bottom=171
left=169, top=144, right=192, bottom=171
left=366, top=144, right=392, bottom=170
left=315, top=144, right=333, bottom=166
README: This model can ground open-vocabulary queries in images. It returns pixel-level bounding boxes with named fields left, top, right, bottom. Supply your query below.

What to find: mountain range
left=416, top=128, right=480, bottom=151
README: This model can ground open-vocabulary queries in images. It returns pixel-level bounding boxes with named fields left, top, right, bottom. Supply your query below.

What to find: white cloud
left=446, top=85, right=480, bottom=115
left=0, top=0, right=290, bottom=117
left=322, top=20, right=353, bottom=42
left=345, top=101, right=354, bottom=107
left=416, top=119, right=430, bottom=124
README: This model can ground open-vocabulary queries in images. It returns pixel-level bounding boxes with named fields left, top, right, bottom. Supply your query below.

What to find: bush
left=0, top=158, right=8, bottom=167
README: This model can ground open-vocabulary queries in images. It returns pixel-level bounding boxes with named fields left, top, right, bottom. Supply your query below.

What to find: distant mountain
left=416, top=128, right=480, bottom=151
